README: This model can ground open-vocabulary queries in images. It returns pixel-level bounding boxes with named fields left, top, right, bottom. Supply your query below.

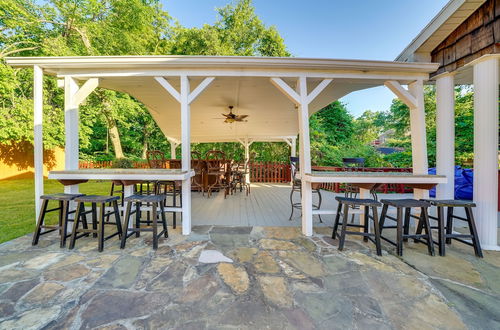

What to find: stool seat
left=381, top=199, right=430, bottom=208
left=124, top=194, right=166, bottom=203
left=423, top=199, right=476, bottom=207
left=335, top=196, right=381, bottom=207
left=75, top=195, right=120, bottom=203
left=41, top=193, right=84, bottom=201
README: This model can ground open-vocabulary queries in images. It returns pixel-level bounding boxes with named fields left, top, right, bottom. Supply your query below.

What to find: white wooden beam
left=385, top=80, right=417, bottom=109
left=64, top=76, right=80, bottom=198
left=73, top=78, right=99, bottom=106
left=306, top=79, right=333, bottom=104
left=473, top=57, right=499, bottom=250
left=435, top=73, right=455, bottom=200
left=283, top=138, right=292, bottom=147
left=155, top=77, right=180, bottom=102
left=188, top=77, right=215, bottom=104
left=33, top=65, right=44, bottom=221
left=270, top=77, right=300, bottom=105
left=180, top=75, right=191, bottom=235
left=297, top=76, right=313, bottom=236
left=408, top=79, right=429, bottom=200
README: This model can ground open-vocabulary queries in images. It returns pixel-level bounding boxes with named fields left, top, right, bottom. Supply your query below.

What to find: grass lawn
left=0, top=178, right=110, bottom=244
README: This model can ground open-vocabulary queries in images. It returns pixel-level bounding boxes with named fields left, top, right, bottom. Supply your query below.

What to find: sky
left=161, top=0, right=449, bottom=117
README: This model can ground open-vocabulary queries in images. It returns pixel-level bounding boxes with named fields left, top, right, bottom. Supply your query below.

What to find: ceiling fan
left=217, top=106, right=248, bottom=123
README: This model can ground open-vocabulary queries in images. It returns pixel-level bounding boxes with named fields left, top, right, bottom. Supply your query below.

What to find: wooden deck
left=190, top=183, right=500, bottom=229
left=192, top=183, right=334, bottom=227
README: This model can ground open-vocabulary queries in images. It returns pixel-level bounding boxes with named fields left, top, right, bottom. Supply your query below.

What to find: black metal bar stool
left=120, top=194, right=168, bottom=250
left=379, top=199, right=434, bottom=256
left=68, top=195, right=122, bottom=252
left=332, top=196, right=383, bottom=256
left=422, top=199, right=483, bottom=257
left=32, top=193, right=84, bottom=248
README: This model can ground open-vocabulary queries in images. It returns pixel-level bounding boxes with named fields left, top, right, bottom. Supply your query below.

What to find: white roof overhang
left=5, top=56, right=438, bottom=143
left=396, top=0, right=485, bottom=63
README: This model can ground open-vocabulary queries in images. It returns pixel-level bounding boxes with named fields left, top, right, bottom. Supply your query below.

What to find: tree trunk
left=108, top=122, right=124, bottom=159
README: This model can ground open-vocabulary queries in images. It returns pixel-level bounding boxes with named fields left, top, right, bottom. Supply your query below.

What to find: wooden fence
left=78, top=161, right=413, bottom=190
left=249, top=162, right=291, bottom=183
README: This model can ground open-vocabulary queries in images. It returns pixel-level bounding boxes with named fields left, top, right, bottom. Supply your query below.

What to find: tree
left=170, top=0, right=289, bottom=57
left=1, top=0, right=294, bottom=162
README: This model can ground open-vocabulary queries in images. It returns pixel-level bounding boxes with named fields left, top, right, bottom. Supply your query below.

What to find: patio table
left=48, top=169, right=195, bottom=228
left=302, top=171, right=447, bottom=227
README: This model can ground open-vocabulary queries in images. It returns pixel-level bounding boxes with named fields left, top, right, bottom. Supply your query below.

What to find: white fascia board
left=5, top=55, right=439, bottom=75
left=396, top=0, right=484, bottom=62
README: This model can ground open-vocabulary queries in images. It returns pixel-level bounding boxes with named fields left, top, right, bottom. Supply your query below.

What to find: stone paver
left=0, top=225, right=498, bottom=329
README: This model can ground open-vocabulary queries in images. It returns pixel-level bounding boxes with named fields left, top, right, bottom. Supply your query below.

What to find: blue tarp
left=428, top=166, right=473, bottom=200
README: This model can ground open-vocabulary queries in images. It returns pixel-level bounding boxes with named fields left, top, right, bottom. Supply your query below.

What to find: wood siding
left=431, top=0, right=500, bottom=75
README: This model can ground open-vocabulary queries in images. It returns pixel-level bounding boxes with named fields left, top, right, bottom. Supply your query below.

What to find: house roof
left=396, top=0, right=485, bottom=62
left=5, top=55, right=438, bottom=143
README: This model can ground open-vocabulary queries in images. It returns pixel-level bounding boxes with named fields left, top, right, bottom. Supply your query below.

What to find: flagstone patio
left=0, top=225, right=499, bottom=329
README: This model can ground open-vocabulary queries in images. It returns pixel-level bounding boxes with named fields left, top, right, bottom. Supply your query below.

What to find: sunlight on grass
left=0, top=178, right=110, bottom=244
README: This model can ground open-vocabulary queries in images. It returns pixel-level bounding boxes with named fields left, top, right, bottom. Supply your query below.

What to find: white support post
left=408, top=80, right=429, bottom=200
left=272, top=77, right=331, bottom=236
left=64, top=76, right=80, bottom=195
left=473, top=57, right=499, bottom=250
left=180, top=75, right=191, bottom=235
left=298, top=76, right=313, bottom=236
left=291, top=137, right=297, bottom=158
left=156, top=75, right=214, bottom=235
left=33, top=65, right=44, bottom=221
left=386, top=80, right=429, bottom=200
left=435, top=73, right=456, bottom=200
left=168, top=139, right=179, bottom=159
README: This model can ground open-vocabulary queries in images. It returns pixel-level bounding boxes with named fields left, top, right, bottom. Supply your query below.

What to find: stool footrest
left=46, top=207, right=62, bottom=213
left=344, top=230, right=375, bottom=237
left=38, top=228, right=58, bottom=236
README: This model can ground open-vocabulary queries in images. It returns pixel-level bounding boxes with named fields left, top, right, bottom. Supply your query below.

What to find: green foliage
left=308, top=101, right=387, bottom=167
left=111, top=158, right=134, bottom=168
left=1, top=0, right=477, bottom=169
left=1, top=0, right=291, bottom=162
left=372, top=85, right=475, bottom=168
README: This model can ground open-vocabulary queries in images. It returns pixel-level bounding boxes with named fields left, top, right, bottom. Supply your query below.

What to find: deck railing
left=249, top=162, right=291, bottom=183
left=312, top=166, right=413, bottom=193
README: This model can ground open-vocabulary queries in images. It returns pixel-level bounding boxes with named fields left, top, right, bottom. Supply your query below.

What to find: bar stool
left=422, top=199, right=483, bottom=257
left=379, top=199, right=434, bottom=256
left=332, top=196, right=383, bottom=256
left=32, top=193, right=84, bottom=248
left=155, top=181, right=181, bottom=229
left=68, top=195, right=122, bottom=252
left=120, top=194, right=168, bottom=250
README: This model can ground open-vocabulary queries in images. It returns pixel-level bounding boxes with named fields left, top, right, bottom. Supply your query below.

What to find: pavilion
left=5, top=55, right=443, bottom=238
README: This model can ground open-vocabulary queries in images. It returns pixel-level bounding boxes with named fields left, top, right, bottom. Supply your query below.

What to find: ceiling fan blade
left=237, top=115, right=248, bottom=119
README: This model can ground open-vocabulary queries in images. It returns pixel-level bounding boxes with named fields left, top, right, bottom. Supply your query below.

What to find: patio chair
left=231, top=160, right=250, bottom=196
left=191, top=159, right=205, bottom=193
left=288, top=157, right=323, bottom=222
left=205, top=150, right=231, bottom=198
